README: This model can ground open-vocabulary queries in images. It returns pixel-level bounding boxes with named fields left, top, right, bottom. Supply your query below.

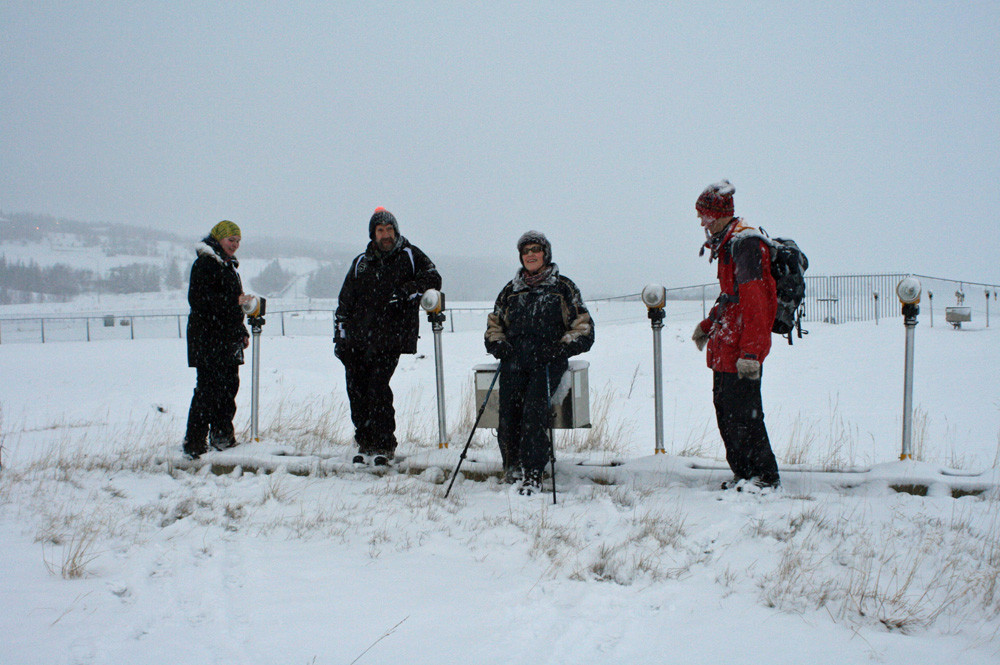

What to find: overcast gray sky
left=2, top=1, right=998, bottom=291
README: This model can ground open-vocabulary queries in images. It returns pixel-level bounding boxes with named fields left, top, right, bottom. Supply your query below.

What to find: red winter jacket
left=698, top=220, right=777, bottom=373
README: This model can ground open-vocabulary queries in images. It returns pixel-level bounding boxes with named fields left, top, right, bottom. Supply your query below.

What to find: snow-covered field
left=1, top=298, right=999, bottom=664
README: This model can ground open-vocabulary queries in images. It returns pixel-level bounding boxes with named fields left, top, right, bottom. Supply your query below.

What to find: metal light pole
left=895, top=277, right=921, bottom=461
left=243, top=295, right=267, bottom=442
left=642, top=284, right=666, bottom=454
left=421, top=289, right=449, bottom=449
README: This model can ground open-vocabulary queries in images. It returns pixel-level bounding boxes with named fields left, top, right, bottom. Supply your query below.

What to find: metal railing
left=802, top=274, right=999, bottom=327
left=2, top=274, right=997, bottom=344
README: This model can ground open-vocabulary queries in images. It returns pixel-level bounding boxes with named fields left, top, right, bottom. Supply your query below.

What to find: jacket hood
left=196, top=236, right=239, bottom=268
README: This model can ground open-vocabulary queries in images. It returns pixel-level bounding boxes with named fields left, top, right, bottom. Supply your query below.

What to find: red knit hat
left=696, top=180, right=735, bottom=218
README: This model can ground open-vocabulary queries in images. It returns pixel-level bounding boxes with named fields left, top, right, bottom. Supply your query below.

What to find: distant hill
left=0, top=212, right=515, bottom=303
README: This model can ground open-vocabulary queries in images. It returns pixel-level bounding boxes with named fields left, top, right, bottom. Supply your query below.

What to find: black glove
left=390, top=282, right=419, bottom=305
left=488, top=340, right=514, bottom=361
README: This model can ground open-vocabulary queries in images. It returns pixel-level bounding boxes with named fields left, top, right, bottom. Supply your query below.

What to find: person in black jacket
left=183, top=220, right=251, bottom=459
left=334, top=208, right=441, bottom=466
left=484, top=231, right=595, bottom=494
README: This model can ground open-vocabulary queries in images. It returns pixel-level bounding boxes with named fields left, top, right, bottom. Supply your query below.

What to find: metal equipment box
left=473, top=360, right=590, bottom=429
left=945, top=306, right=972, bottom=328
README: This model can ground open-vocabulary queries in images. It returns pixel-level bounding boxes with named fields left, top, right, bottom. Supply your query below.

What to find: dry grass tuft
left=561, top=383, right=634, bottom=457
left=259, top=391, right=350, bottom=455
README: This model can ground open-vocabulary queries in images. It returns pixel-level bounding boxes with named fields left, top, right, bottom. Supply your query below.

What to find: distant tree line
left=250, top=260, right=294, bottom=296
left=304, top=263, right=341, bottom=299
left=0, top=257, right=93, bottom=303
left=0, top=256, right=187, bottom=303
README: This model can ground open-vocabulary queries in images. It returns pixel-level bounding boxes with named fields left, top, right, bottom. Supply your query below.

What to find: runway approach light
left=895, top=276, right=921, bottom=460
left=420, top=289, right=448, bottom=448
left=641, top=283, right=666, bottom=309
left=420, top=289, right=445, bottom=314
left=641, top=284, right=666, bottom=454
left=241, top=294, right=266, bottom=318
left=896, top=276, right=922, bottom=305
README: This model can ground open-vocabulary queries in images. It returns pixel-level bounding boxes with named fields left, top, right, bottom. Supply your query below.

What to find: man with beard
left=334, top=207, right=441, bottom=466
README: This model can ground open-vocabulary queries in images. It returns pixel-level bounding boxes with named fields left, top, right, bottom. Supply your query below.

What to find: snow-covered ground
left=1, top=298, right=998, bottom=664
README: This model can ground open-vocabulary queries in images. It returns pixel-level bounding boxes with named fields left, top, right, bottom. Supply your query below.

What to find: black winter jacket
left=334, top=237, right=441, bottom=355
left=484, top=264, right=595, bottom=366
left=186, top=237, right=248, bottom=367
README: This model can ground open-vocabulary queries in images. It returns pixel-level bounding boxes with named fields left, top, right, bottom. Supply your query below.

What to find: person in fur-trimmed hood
left=484, top=231, right=595, bottom=495
left=183, top=220, right=251, bottom=459
left=691, top=181, right=780, bottom=491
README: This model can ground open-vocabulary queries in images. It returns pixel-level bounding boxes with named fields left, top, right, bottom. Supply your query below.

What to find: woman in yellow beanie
left=183, top=221, right=252, bottom=459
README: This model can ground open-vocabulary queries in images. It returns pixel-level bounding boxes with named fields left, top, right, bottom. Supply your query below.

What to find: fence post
left=41, top=318, right=45, bottom=343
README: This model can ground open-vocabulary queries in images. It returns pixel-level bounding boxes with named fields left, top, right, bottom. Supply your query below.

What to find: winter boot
left=183, top=440, right=206, bottom=460
left=352, top=454, right=367, bottom=465
left=721, top=475, right=744, bottom=490
left=503, top=466, right=523, bottom=485
left=210, top=436, right=238, bottom=451
left=518, top=469, right=543, bottom=496
left=373, top=454, right=390, bottom=467
left=738, top=477, right=781, bottom=494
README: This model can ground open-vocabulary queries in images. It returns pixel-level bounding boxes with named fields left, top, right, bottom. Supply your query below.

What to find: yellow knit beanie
left=210, top=220, right=241, bottom=240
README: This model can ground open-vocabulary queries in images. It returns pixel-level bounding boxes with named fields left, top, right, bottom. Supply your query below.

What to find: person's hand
left=692, top=323, right=710, bottom=351
left=334, top=343, right=349, bottom=361
left=736, top=358, right=761, bottom=380
left=238, top=294, right=252, bottom=306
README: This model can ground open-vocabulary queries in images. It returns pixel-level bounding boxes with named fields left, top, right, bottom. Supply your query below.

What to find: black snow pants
left=712, top=370, right=780, bottom=485
left=343, top=351, right=401, bottom=456
left=497, top=358, right=567, bottom=476
left=185, top=363, right=240, bottom=453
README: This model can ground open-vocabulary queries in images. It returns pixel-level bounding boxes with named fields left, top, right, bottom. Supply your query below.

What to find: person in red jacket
left=691, top=181, right=780, bottom=490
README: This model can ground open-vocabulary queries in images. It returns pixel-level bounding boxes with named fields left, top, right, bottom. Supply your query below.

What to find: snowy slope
left=1, top=303, right=998, bottom=665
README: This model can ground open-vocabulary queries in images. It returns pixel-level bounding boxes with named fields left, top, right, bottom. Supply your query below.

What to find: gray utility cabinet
left=473, top=360, right=591, bottom=429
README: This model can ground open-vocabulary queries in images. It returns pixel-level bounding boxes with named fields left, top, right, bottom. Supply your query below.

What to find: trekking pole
left=444, top=365, right=501, bottom=498
left=545, top=364, right=557, bottom=505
